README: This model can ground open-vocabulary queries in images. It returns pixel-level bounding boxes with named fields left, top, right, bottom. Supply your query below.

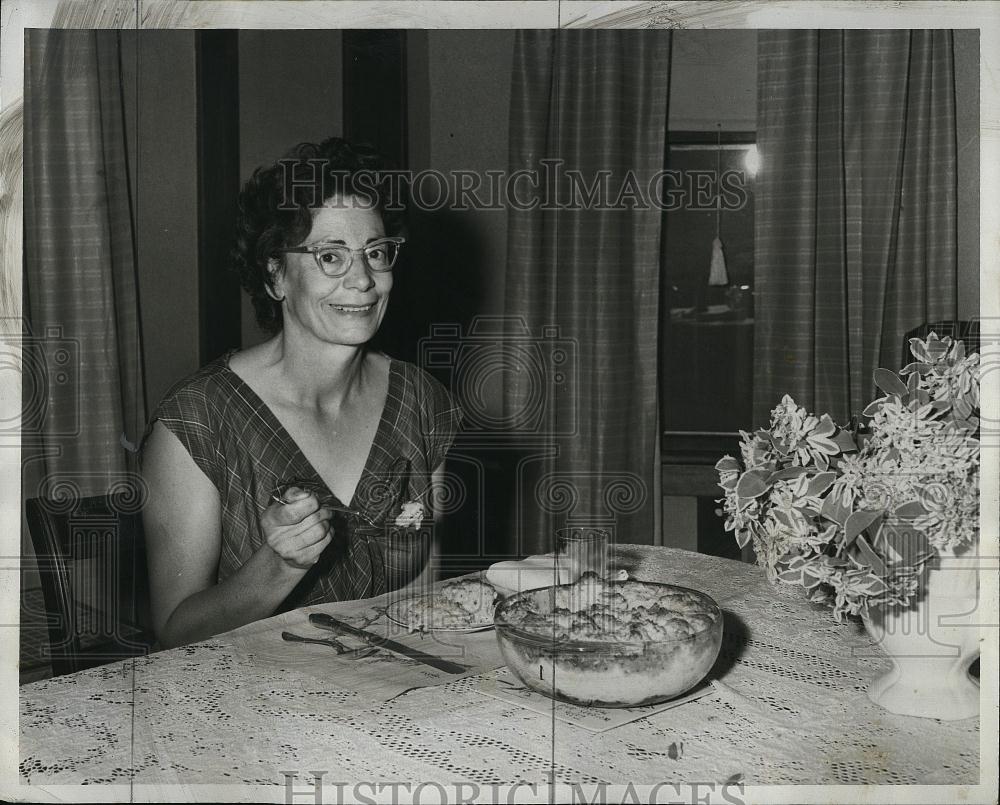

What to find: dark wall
left=121, top=31, right=200, bottom=412
left=669, top=29, right=756, bottom=130
left=377, top=30, right=513, bottom=369
left=238, top=30, right=344, bottom=348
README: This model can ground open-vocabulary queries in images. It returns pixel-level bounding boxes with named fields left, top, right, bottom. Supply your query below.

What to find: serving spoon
left=281, top=630, right=378, bottom=658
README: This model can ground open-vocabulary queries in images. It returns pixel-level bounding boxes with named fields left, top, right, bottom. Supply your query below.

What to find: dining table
left=18, top=545, right=982, bottom=796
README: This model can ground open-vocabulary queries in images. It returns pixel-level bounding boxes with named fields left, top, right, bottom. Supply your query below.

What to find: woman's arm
left=142, top=422, right=332, bottom=648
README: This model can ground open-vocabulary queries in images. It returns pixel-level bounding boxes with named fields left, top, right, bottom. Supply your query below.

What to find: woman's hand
left=145, top=423, right=335, bottom=647
left=261, top=488, right=334, bottom=569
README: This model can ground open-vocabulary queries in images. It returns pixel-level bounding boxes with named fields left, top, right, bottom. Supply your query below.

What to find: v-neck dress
left=143, top=353, right=462, bottom=609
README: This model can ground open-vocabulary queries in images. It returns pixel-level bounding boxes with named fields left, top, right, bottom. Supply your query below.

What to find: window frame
left=659, top=130, right=757, bottom=488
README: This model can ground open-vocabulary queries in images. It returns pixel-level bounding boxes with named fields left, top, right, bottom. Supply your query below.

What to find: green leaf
left=736, top=470, right=771, bottom=499
left=815, top=414, right=837, bottom=436
left=882, top=526, right=931, bottom=567
left=771, top=437, right=790, bottom=456
left=715, top=456, right=740, bottom=473
left=909, top=339, right=931, bottom=362
left=852, top=534, right=886, bottom=575
left=768, top=466, right=810, bottom=483
left=874, top=368, right=909, bottom=397
left=845, top=509, right=883, bottom=545
left=863, top=399, right=884, bottom=417
left=821, top=492, right=852, bottom=526
left=801, top=570, right=823, bottom=589
left=807, top=587, right=829, bottom=603
left=772, top=509, right=795, bottom=529
left=832, top=429, right=858, bottom=452
left=807, top=472, right=837, bottom=497
left=892, top=500, right=925, bottom=519
left=778, top=567, right=804, bottom=585
left=860, top=574, right=888, bottom=595
left=810, top=435, right=841, bottom=455
left=882, top=539, right=903, bottom=563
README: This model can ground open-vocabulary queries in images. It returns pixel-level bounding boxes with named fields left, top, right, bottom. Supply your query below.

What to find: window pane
left=661, top=139, right=756, bottom=433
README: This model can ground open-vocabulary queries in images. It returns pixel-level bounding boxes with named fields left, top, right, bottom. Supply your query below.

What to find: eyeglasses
left=277, top=237, right=405, bottom=278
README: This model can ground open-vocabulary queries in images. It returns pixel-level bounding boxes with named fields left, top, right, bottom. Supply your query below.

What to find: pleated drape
left=754, top=30, right=958, bottom=424
left=504, top=31, right=670, bottom=554
left=23, top=29, right=145, bottom=499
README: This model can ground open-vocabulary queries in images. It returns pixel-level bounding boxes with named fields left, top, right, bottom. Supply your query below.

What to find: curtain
left=1, top=101, right=23, bottom=328
left=23, top=30, right=145, bottom=500
left=504, top=31, right=670, bottom=554
left=754, top=30, right=958, bottom=425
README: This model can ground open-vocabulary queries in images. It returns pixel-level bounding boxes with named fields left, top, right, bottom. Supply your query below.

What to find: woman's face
left=273, top=196, right=393, bottom=348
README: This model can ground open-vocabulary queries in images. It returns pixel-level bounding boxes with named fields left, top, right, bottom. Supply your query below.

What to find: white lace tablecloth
left=20, top=546, right=980, bottom=787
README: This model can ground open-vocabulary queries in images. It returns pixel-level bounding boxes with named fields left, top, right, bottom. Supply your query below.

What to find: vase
left=862, top=542, right=980, bottom=721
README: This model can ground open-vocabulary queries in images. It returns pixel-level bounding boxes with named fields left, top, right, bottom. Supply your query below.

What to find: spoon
left=281, top=631, right=378, bottom=658
left=270, top=482, right=379, bottom=527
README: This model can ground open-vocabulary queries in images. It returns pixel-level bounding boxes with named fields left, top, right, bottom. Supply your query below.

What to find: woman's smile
left=327, top=301, right=377, bottom=314
left=273, top=200, right=394, bottom=345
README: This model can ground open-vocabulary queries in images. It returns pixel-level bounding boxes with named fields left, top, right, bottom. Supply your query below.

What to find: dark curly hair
left=232, top=137, right=404, bottom=333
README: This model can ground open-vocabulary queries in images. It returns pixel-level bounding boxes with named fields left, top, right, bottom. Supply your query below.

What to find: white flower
left=715, top=332, right=980, bottom=622
left=394, top=501, right=425, bottom=528
left=768, top=476, right=819, bottom=537
left=829, top=452, right=867, bottom=509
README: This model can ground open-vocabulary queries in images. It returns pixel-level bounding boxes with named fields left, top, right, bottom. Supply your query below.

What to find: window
left=661, top=132, right=757, bottom=451
left=659, top=132, right=757, bottom=559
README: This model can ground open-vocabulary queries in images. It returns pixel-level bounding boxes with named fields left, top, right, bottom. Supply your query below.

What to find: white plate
left=385, top=594, right=495, bottom=634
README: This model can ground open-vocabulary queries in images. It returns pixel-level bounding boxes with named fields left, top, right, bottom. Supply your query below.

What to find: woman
left=141, top=137, right=461, bottom=648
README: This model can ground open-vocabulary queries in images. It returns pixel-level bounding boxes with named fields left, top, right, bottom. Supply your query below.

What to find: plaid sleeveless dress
left=145, top=352, right=462, bottom=609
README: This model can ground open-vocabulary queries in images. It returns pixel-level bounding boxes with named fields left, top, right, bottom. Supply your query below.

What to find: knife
left=308, top=613, right=470, bottom=674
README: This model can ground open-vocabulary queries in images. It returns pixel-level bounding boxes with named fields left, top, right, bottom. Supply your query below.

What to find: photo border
left=2, top=2, right=997, bottom=803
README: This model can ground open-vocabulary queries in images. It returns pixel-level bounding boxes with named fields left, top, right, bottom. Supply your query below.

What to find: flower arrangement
left=716, top=333, right=980, bottom=620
